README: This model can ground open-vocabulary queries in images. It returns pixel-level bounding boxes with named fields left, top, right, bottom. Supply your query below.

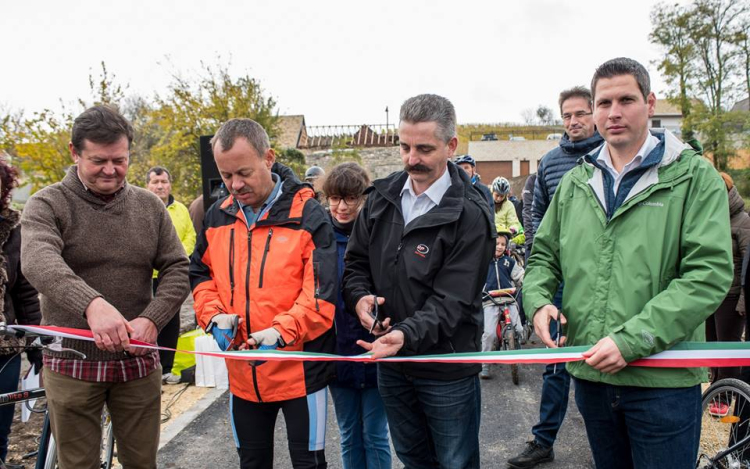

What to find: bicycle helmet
left=304, top=166, right=325, bottom=182
left=492, top=176, right=510, bottom=196
left=454, top=155, right=476, bottom=167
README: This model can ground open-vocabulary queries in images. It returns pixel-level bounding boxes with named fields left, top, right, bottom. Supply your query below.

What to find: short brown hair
left=71, top=105, right=134, bottom=154
left=146, top=166, right=171, bottom=184
left=322, top=162, right=370, bottom=198
left=0, top=158, right=19, bottom=210
left=558, top=86, right=592, bottom=115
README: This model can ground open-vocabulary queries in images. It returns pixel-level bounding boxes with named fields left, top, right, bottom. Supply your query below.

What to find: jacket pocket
left=258, top=228, right=274, bottom=288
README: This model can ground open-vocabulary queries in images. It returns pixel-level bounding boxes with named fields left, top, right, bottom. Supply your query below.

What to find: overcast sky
left=2, top=0, right=676, bottom=127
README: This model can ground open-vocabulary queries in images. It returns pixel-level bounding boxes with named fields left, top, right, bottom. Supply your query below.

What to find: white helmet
left=492, top=176, right=510, bottom=196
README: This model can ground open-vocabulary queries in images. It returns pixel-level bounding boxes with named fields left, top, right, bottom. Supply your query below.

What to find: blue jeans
left=574, top=378, right=702, bottom=469
left=377, top=364, right=480, bottom=469
left=0, top=354, right=20, bottom=462
left=531, top=319, right=570, bottom=448
left=330, top=385, right=391, bottom=469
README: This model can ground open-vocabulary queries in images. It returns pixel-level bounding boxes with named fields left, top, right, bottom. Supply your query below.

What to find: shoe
left=162, top=372, right=181, bottom=385
left=508, top=440, right=554, bottom=468
left=479, top=366, right=491, bottom=380
left=709, top=401, right=730, bottom=417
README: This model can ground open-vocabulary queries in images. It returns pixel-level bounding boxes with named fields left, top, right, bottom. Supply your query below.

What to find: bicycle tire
left=508, top=330, right=519, bottom=386
left=43, top=436, right=57, bottom=469
left=100, top=408, right=115, bottom=469
left=697, top=378, right=750, bottom=469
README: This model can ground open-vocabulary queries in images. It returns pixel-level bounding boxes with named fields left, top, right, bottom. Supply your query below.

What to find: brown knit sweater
left=20, top=166, right=190, bottom=361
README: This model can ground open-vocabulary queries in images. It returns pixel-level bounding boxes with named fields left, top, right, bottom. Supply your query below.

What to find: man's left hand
left=127, top=317, right=159, bottom=356
left=582, top=337, right=627, bottom=374
left=357, top=330, right=404, bottom=359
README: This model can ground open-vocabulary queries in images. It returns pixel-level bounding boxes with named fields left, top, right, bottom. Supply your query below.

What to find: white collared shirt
left=400, top=166, right=452, bottom=225
left=597, top=134, right=659, bottom=193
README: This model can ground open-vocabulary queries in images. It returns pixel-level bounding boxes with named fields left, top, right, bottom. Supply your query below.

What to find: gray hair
left=558, top=86, right=593, bottom=114
left=399, top=94, right=456, bottom=143
left=211, top=118, right=270, bottom=157
left=591, top=57, right=651, bottom=101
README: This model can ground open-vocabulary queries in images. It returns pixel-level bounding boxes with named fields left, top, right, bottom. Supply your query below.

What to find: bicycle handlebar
left=0, top=323, right=87, bottom=359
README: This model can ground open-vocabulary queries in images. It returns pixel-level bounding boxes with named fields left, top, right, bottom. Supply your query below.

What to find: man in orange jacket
left=189, top=118, right=337, bottom=469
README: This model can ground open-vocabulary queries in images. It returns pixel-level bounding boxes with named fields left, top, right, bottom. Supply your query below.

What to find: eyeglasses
left=328, top=195, right=361, bottom=206
left=562, top=111, right=593, bottom=121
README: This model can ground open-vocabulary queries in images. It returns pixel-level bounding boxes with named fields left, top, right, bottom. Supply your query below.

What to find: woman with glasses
left=323, top=163, right=391, bottom=469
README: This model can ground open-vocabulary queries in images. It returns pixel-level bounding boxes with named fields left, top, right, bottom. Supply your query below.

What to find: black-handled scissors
left=368, top=295, right=382, bottom=334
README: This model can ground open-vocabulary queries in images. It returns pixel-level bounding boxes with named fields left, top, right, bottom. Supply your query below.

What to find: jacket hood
left=729, top=186, right=745, bottom=217
left=560, top=131, right=604, bottom=156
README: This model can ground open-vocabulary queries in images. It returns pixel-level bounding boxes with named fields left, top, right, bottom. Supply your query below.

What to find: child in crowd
left=480, top=231, right=525, bottom=379
left=323, top=162, right=391, bottom=469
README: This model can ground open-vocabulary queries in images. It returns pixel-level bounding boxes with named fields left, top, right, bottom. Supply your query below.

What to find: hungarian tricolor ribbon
left=9, top=325, right=750, bottom=368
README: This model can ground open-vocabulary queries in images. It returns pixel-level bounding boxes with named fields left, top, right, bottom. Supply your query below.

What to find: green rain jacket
left=524, top=129, right=733, bottom=388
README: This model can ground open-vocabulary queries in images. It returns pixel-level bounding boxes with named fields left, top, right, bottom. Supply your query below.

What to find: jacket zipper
left=394, top=241, right=404, bottom=266
left=244, top=230, right=262, bottom=402
left=258, top=228, right=273, bottom=288
left=313, top=262, right=320, bottom=312
left=228, top=229, right=235, bottom=307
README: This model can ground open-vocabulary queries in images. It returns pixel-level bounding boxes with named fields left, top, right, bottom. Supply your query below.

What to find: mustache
left=404, top=163, right=430, bottom=173
left=231, top=189, right=252, bottom=196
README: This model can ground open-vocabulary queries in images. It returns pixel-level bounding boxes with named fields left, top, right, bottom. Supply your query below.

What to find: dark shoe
left=508, top=440, right=554, bottom=468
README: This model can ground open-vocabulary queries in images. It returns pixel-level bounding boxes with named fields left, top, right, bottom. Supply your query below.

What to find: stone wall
left=304, top=147, right=402, bottom=180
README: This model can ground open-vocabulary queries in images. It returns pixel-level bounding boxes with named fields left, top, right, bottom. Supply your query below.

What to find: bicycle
left=483, top=287, right=524, bottom=385
left=697, top=378, right=750, bottom=468
left=0, top=324, right=115, bottom=469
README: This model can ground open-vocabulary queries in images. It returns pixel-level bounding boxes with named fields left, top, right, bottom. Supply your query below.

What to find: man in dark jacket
left=344, top=94, right=495, bottom=469
left=509, top=86, right=604, bottom=469
left=522, top=174, right=536, bottom=259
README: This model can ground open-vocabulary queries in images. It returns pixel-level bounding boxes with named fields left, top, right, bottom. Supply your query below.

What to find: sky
left=2, top=0, right=677, bottom=127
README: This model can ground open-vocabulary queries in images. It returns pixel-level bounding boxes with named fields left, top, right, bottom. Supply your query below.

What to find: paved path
left=157, top=359, right=593, bottom=468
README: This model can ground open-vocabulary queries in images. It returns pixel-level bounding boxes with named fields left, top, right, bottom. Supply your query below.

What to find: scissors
left=368, top=295, right=383, bottom=334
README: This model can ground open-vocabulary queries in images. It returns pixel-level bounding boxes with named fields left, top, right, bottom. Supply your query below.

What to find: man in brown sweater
left=20, top=105, right=190, bottom=469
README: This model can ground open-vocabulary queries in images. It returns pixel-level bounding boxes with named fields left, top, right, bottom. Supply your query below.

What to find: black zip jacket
left=343, top=162, right=496, bottom=380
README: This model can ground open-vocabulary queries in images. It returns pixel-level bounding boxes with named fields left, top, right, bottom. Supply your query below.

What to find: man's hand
left=582, top=337, right=627, bottom=374
left=85, top=297, right=134, bottom=352
left=532, top=304, right=566, bottom=348
left=357, top=330, right=404, bottom=359
left=246, top=327, right=281, bottom=348
left=207, top=314, right=240, bottom=351
left=354, top=295, right=391, bottom=336
left=127, top=317, right=158, bottom=356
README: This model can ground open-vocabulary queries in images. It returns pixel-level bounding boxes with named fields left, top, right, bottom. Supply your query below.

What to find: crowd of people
left=0, top=55, right=742, bottom=469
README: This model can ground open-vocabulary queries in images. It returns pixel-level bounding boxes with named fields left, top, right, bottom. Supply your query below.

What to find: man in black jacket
left=344, top=94, right=495, bottom=469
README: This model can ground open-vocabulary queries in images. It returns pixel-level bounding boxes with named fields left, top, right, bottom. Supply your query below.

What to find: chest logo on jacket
left=415, top=244, right=430, bottom=258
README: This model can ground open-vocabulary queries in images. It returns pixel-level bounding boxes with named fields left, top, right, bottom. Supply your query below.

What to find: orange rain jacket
left=190, top=163, right=337, bottom=403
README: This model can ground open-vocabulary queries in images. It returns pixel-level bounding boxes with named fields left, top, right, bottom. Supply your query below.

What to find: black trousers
left=153, top=278, right=180, bottom=373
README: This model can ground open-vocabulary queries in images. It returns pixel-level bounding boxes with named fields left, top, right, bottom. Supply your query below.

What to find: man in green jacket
left=524, top=57, right=733, bottom=468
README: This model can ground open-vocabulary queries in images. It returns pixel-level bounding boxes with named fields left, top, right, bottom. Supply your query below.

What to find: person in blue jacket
left=324, top=162, right=391, bottom=469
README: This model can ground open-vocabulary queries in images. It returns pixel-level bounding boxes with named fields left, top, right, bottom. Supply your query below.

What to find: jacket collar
left=371, top=162, right=484, bottom=232
left=220, top=162, right=313, bottom=224
left=559, top=131, right=604, bottom=155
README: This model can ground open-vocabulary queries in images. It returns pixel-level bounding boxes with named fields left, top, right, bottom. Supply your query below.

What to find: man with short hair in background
left=21, top=105, right=190, bottom=469
left=344, top=94, right=495, bottom=469
left=146, top=166, right=196, bottom=384
left=509, top=86, right=603, bottom=469
left=455, top=154, right=494, bottom=212
left=524, top=57, right=732, bottom=468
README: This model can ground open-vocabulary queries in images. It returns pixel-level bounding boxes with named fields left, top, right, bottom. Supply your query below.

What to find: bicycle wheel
left=697, top=378, right=750, bottom=469
left=100, top=408, right=115, bottom=469
left=43, top=436, right=57, bottom=469
left=505, top=327, right=519, bottom=386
